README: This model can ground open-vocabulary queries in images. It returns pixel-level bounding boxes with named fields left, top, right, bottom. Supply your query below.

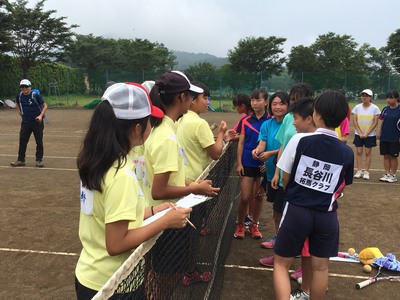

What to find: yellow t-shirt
left=334, top=127, right=342, bottom=139
left=130, top=145, right=145, bottom=190
left=75, top=156, right=145, bottom=291
left=351, top=103, right=381, bottom=136
left=144, top=116, right=186, bottom=207
left=177, top=110, right=215, bottom=181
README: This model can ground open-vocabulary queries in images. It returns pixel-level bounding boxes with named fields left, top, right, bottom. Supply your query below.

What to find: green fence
left=2, top=66, right=399, bottom=108
left=82, top=69, right=400, bottom=97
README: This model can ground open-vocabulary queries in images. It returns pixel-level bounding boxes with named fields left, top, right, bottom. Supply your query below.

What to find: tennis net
left=93, top=141, right=239, bottom=300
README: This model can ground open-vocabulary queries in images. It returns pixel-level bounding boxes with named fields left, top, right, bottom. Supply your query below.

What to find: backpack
left=31, top=88, right=41, bottom=95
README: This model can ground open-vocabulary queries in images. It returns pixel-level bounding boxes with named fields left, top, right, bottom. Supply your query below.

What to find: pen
left=169, top=202, right=196, bottom=229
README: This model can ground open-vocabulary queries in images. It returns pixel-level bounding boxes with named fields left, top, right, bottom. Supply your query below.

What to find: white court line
left=0, top=133, right=85, bottom=137
left=0, top=248, right=371, bottom=281
left=0, top=247, right=78, bottom=256
left=353, top=181, right=398, bottom=185
left=224, top=264, right=370, bottom=280
left=0, top=135, right=84, bottom=139
left=0, top=154, right=76, bottom=159
left=0, top=165, right=77, bottom=171
left=351, top=168, right=385, bottom=172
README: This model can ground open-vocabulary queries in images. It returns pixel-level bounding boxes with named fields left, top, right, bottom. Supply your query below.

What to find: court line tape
left=0, top=166, right=77, bottom=171
left=0, top=133, right=85, bottom=137
left=0, top=248, right=371, bottom=280
left=0, top=247, right=79, bottom=256
left=224, top=264, right=370, bottom=280
left=0, top=154, right=76, bottom=159
left=353, top=181, right=398, bottom=185
left=0, top=154, right=390, bottom=172
left=2, top=165, right=395, bottom=182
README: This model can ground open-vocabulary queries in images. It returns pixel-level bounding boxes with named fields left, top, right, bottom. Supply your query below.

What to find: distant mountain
left=173, top=51, right=228, bottom=70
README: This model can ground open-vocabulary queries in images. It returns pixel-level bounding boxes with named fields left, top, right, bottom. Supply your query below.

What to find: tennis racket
left=356, top=267, right=400, bottom=289
left=338, top=251, right=359, bottom=262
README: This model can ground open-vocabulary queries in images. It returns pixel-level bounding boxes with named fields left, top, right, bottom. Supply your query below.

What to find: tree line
left=1, top=0, right=400, bottom=96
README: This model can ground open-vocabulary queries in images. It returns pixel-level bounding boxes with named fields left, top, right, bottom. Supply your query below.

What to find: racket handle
left=337, top=252, right=349, bottom=258
left=356, top=279, right=373, bottom=289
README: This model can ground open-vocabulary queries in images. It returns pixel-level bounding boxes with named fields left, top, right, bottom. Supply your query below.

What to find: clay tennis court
left=0, top=108, right=398, bottom=299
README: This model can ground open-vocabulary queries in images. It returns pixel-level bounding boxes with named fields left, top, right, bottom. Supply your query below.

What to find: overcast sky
left=28, top=0, right=399, bottom=58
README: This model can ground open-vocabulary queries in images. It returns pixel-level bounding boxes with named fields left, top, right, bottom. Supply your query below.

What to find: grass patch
left=348, top=99, right=388, bottom=110
left=45, top=94, right=101, bottom=108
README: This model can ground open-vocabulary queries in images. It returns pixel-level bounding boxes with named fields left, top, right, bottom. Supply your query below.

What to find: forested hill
left=173, top=51, right=228, bottom=70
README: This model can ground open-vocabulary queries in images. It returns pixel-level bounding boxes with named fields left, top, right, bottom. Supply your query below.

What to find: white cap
left=102, top=82, right=164, bottom=120
left=360, top=89, right=373, bottom=96
left=141, top=80, right=155, bottom=93
left=20, top=79, right=31, bottom=86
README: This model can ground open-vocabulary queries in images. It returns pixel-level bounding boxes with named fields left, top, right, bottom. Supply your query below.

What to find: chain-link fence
left=84, top=69, right=400, bottom=98
left=2, top=67, right=399, bottom=108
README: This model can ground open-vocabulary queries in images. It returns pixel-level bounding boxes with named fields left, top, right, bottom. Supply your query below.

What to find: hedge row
left=0, top=54, right=86, bottom=98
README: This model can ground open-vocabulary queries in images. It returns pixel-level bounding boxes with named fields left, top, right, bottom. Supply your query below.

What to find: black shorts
left=75, top=276, right=145, bottom=300
left=274, top=203, right=339, bottom=258
left=353, top=135, right=377, bottom=148
left=266, top=181, right=275, bottom=203
left=272, top=186, right=285, bottom=213
left=242, top=166, right=262, bottom=178
left=380, top=141, right=400, bottom=157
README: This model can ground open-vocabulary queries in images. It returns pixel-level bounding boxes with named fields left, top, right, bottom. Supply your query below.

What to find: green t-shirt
left=274, top=113, right=297, bottom=187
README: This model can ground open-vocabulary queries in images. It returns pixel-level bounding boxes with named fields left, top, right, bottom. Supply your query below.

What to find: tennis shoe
left=290, top=289, right=309, bottom=300
left=354, top=170, right=363, bottom=178
left=10, top=160, right=25, bottom=167
left=249, top=223, right=262, bottom=239
left=182, top=271, right=212, bottom=286
left=290, top=266, right=303, bottom=281
left=234, top=223, right=245, bottom=239
left=36, top=160, right=44, bottom=168
left=261, top=235, right=276, bottom=249
left=379, top=174, right=390, bottom=182
left=363, top=171, right=370, bottom=180
left=259, top=255, right=274, bottom=267
left=387, top=174, right=398, bottom=183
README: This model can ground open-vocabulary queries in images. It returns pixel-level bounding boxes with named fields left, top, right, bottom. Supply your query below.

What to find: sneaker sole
left=261, top=244, right=274, bottom=249
left=259, top=260, right=274, bottom=267
left=234, top=235, right=245, bottom=239
left=252, top=235, right=262, bottom=239
left=11, top=163, right=26, bottom=167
